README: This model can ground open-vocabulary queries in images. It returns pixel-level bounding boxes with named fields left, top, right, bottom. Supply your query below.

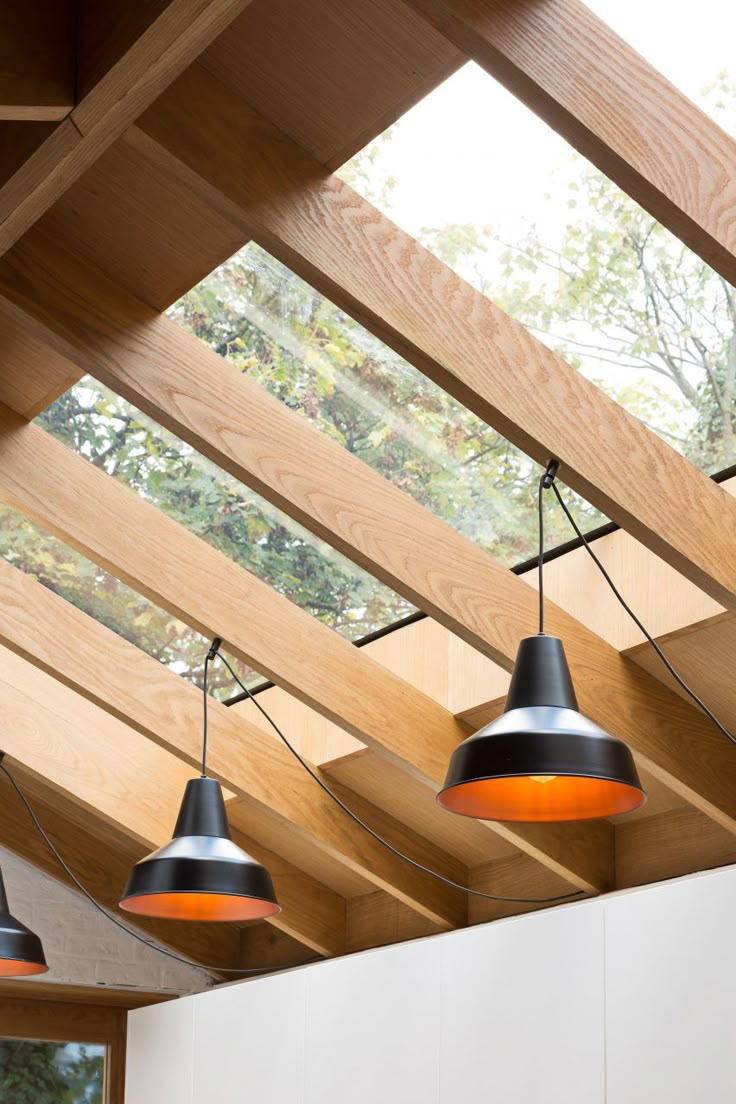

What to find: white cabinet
left=192, top=970, right=307, bottom=1103
left=126, top=999, right=194, bottom=1104
left=304, top=937, right=442, bottom=1104
left=605, top=869, right=736, bottom=1103
left=439, top=904, right=605, bottom=1104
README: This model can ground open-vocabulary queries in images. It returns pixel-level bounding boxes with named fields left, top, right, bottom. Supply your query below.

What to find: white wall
left=0, top=846, right=207, bottom=994
left=126, top=865, right=736, bottom=1103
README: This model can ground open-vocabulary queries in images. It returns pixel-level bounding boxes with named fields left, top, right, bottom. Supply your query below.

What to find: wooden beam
left=616, top=806, right=736, bottom=890
left=0, top=645, right=342, bottom=960
left=0, top=406, right=609, bottom=897
left=131, top=64, right=736, bottom=610
left=405, top=0, right=736, bottom=286
left=0, top=556, right=466, bottom=930
left=0, top=310, right=81, bottom=418
left=0, top=979, right=173, bottom=1008
left=198, top=0, right=461, bottom=168
left=0, top=0, right=253, bottom=256
left=0, top=2, right=75, bottom=121
left=0, top=238, right=730, bottom=871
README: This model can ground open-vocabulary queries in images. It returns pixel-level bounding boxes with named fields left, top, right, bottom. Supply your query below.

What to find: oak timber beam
left=131, top=64, right=736, bottom=610
left=0, top=0, right=254, bottom=259
left=404, top=0, right=736, bottom=286
left=0, top=239, right=732, bottom=865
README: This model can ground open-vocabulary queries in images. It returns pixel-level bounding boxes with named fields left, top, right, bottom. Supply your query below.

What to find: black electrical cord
left=537, top=460, right=560, bottom=634
left=215, top=651, right=582, bottom=905
left=547, top=475, right=736, bottom=748
left=0, top=760, right=314, bottom=980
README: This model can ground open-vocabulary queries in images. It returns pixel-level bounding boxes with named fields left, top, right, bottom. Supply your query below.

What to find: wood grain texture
left=0, top=556, right=465, bottom=932
left=0, top=236, right=728, bottom=879
left=0, top=980, right=173, bottom=1008
left=38, top=131, right=247, bottom=310
left=616, top=807, right=736, bottom=890
left=0, top=412, right=479, bottom=916
left=200, top=0, right=460, bottom=167
left=407, top=0, right=736, bottom=285
left=0, top=0, right=253, bottom=258
left=0, top=557, right=459, bottom=931
left=0, top=1, right=75, bottom=120
left=0, top=645, right=338, bottom=959
left=0, top=311, right=80, bottom=418
left=0, top=410, right=461, bottom=778
left=0, top=373, right=612, bottom=894
left=134, top=64, right=736, bottom=610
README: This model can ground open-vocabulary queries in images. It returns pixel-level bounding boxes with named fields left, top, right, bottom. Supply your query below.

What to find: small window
left=0, top=1038, right=106, bottom=1103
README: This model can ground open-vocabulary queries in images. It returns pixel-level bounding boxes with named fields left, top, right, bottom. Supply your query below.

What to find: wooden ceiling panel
left=626, top=614, right=736, bottom=735
left=0, top=311, right=80, bottom=418
left=36, top=133, right=245, bottom=311
left=200, top=0, right=462, bottom=168
left=0, top=0, right=75, bottom=121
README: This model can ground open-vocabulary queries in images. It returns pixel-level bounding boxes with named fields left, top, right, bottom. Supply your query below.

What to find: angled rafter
left=0, top=643, right=342, bottom=959
left=0, top=236, right=735, bottom=852
left=0, top=0, right=253, bottom=258
left=0, top=403, right=609, bottom=896
left=0, top=555, right=464, bottom=930
left=405, top=0, right=736, bottom=286
left=127, top=63, right=736, bottom=610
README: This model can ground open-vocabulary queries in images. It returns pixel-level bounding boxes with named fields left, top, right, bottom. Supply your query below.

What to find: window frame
left=0, top=991, right=127, bottom=1104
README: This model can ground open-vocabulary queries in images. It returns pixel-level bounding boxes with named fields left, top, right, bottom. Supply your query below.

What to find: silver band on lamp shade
left=438, top=635, right=646, bottom=822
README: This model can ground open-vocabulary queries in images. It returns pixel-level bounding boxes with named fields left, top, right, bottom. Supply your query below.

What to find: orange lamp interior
left=119, top=891, right=281, bottom=922
left=438, top=774, right=645, bottom=822
left=0, top=958, right=48, bottom=977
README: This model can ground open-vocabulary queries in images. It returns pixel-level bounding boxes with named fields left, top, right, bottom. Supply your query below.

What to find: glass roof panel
left=336, top=61, right=736, bottom=477
left=36, top=378, right=414, bottom=644
left=169, top=242, right=600, bottom=569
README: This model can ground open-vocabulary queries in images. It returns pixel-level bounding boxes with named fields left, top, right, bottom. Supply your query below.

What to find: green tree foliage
left=0, top=1040, right=103, bottom=1104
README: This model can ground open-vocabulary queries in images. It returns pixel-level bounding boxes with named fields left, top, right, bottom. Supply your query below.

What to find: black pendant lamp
left=120, top=641, right=280, bottom=922
left=437, top=462, right=646, bottom=823
left=0, top=867, right=48, bottom=976
left=119, top=777, right=280, bottom=921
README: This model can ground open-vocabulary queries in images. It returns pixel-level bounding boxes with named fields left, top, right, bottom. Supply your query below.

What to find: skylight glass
left=35, top=378, right=414, bottom=644
left=337, top=61, right=736, bottom=477
left=170, top=242, right=598, bottom=568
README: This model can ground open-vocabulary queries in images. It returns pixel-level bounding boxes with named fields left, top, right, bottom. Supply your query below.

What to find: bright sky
left=361, top=0, right=736, bottom=249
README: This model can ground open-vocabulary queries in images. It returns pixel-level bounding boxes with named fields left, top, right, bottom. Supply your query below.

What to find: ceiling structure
left=0, top=0, right=735, bottom=990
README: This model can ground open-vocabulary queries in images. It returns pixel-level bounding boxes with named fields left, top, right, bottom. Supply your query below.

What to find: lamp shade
left=0, top=869, right=48, bottom=976
left=438, top=635, right=646, bottom=822
left=119, top=778, right=281, bottom=921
